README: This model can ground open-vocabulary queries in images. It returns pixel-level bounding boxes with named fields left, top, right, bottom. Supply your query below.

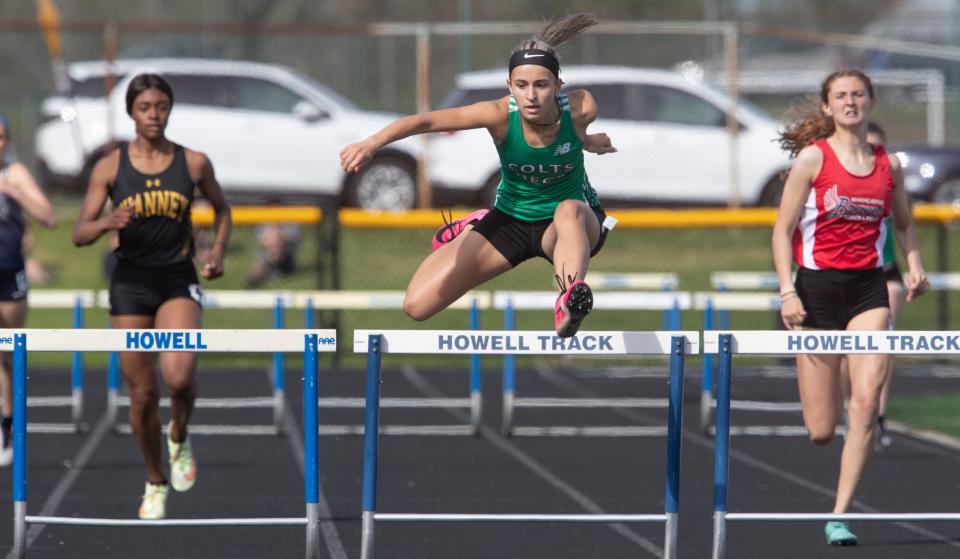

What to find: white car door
left=161, top=74, right=336, bottom=197
left=630, top=84, right=733, bottom=204
left=570, top=83, right=642, bottom=200
left=159, top=75, right=255, bottom=191
left=225, top=76, right=339, bottom=196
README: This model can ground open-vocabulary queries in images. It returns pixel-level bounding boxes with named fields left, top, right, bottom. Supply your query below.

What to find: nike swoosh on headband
left=523, top=52, right=545, bottom=58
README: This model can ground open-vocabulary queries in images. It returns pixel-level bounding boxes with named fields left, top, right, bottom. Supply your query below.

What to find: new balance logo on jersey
left=553, top=143, right=572, bottom=156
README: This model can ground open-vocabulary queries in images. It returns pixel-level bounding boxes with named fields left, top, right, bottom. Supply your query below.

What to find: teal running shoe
left=825, top=521, right=858, bottom=546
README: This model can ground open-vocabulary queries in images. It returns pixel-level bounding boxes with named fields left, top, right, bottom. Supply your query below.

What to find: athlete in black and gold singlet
left=73, top=74, right=232, bottom=520
left=108, top=141, right=201, bottom=315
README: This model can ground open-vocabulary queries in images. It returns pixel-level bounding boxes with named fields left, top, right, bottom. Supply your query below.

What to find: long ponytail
left=511, top=13, right=597, bottom=59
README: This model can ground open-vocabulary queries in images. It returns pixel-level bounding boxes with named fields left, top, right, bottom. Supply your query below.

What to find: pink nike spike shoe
left=432, top=209, right=489, bottom=251
left=554, top=279, right=593, bottom=338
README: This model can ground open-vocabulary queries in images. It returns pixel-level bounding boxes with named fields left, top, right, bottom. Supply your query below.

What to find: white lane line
left=534, top=362, right=960, bottom=550
left=400, top=365, right=664, bottom=559
left=6, top=410, right=112, bottom=559
left=274, top=369, right=348, bottom=559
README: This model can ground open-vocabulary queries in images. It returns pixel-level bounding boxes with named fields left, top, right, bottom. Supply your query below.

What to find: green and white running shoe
left=825, top=521, right=857, bottom=546
left=167, top=422, right=196, bottom=492
left=138, top=482, right=168, bottom=520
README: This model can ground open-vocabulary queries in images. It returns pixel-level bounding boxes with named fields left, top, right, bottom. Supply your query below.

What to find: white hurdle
left=355, top=329, right=698, bottom=559
left=24, top=290, right=97, bottom=434
left=494, top=290, right=691, bottom=436
left=98, top=288, right=490, bottom=438
left=9, top=328, right=335, bottom=559
left=583, top=271, right=679, bottom=290
left=699, top=270, right=960, bottom=436
left=705, top=330, right=960, bottom=558
left=105, top=290, right=296, bottom=436
left=693, top=291, right=801, bottom=435
left=296, top=290, right=492, bottom=437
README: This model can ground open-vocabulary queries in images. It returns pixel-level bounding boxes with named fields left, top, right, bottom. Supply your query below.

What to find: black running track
left=3, top=359, right=960, bottom=558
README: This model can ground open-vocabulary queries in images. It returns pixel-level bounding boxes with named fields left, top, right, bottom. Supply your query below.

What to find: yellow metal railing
left=190, top=204, right=959, bottom=229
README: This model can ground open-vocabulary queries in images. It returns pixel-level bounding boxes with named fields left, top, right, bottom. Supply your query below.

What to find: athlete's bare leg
left=880, top=280, right=905, bottom=414
left=540, top=200, right=601, bottom=282
left=155, top=298, right=201, bottom=444
left=112, top=313, right=165, bottom=483
left=842, top=282, right=904, bottom=413
left=404, top=230, right=512, bottom=321
left=797, top=347, right=844, bottom=446
left=835, top=307, right=890, bottom=513
left=0, top=301, right=27, bottom=418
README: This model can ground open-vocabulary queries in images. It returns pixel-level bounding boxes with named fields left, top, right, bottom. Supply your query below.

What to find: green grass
left=888, top=392, right=960, bottom=439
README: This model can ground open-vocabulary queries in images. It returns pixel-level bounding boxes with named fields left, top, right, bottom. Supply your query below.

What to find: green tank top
left=882, top=216, right=895, bottom=264
left=493, top=92, right=601, bottom=221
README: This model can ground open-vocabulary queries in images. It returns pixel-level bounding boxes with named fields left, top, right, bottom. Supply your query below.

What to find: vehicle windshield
left=293, top=72, right=358, bottom=111
left=440, top=86, right=506, bottom=108
left=699, top=81, right=772, bottom=121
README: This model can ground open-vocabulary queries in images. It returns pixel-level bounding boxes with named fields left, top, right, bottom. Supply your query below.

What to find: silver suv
left=36, top=58, right=420, bottom=208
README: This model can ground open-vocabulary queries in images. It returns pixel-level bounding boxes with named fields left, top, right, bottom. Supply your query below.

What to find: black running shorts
left=0, top=269, right=27, bottom=302
left=795, top=267, right=889, bottom=329
left=883, top=262, right=904, bottom=285
left=471, top=205, right=608, bottom=267
left=109, top=260, right=202, bottom=316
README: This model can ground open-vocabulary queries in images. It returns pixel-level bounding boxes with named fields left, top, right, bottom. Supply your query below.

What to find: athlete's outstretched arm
left=189, top=151, right=231, bottom=280
left=566, top=89, right=616, bottom=154
left=772, top=145, right=821, bottom=329
left=340, top=99, right=506, bottom=173
left=72, top=150, right=133, bottom=247
left=888, top=155, right=928, bottom=301
left=0, top=162, right=56, bottom=228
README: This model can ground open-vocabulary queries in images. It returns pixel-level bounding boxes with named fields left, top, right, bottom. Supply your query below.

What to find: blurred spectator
left=245, top=223, right=302, bottom=288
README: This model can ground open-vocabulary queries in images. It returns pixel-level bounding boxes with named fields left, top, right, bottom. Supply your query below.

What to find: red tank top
left=792, top=139, right=893, bottom=270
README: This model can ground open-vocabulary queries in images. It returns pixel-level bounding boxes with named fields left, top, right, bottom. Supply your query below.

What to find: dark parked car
left=889, top=145, right=960, bottom=203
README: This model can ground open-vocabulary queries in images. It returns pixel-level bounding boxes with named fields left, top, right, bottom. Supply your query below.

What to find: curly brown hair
left=778, top=69, right=875, bottom=158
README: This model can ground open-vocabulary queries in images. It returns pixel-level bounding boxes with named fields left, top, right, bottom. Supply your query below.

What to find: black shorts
left=883, top=262, right=904, bottom=285
left=795, top=267, right=888, bottom=329
left=0, top=269, right=27, bottom=302
left=110, top=261, right=202, bottom=316
left=471, top=205, right=608, bottom=267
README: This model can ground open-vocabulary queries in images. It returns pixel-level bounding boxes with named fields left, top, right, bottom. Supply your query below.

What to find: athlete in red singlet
left=772, top=70, right=930, bottom=547
left=792, top=138, right=893, bottom=271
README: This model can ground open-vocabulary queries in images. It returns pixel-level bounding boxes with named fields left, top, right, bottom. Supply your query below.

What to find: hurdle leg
left=711, top=334, right=733, bottom=559
left=107, top=352, right=120, bottom=432
left=12, top=334, right=27, bottom=559
left=303, top=334, right=320, bottom=559
left=663, top=336, right=686, bottom=559
left=71, top=297, right=85, bottom=432
left=501, top=301, right=515, bottom=436
left=361, top=334, right=383, bottom=559
left=469, top=299, right=481, bottom=436
left=273, top=298, right=286, bottom=434
left=701, top=300, right=715, bottom=435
